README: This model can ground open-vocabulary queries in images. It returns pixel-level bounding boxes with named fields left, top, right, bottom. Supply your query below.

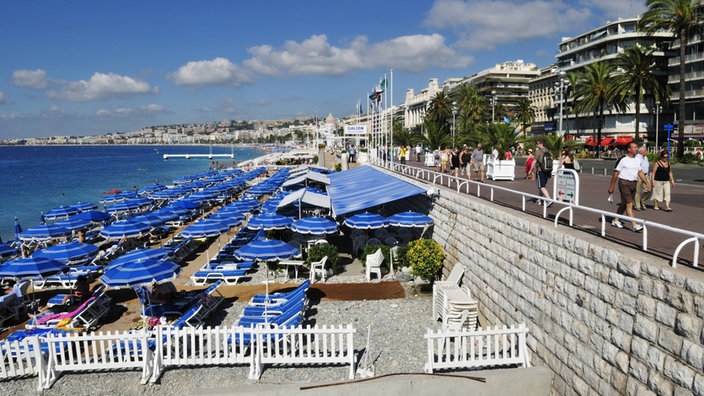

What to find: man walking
left=634, top=145, right=651, bottom=210
left=608, top=142, right=651, bottom=232
left=470, top=143, right=485, bottom=182
left=531, top=139, right=553, bottom=207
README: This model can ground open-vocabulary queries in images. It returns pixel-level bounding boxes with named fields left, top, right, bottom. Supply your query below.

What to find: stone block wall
left=427, top=187, right=704, bottom=395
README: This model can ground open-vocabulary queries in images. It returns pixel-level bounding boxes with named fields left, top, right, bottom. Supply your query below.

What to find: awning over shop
left=614, top=136, right=634, bottom=146
left=282, top=170, right=331, bottom=187
left=277, top=188, right=330, bottom=209
left=327, top=165, right=428, bottom=217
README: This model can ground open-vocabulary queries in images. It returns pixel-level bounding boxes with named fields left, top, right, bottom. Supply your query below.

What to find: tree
left=426, top=91, right=453, bottom=138
left=453, top=83, right=487, bottom=130
left=419, top=120, right=449, bottom=150
left=640, top=0, right=703, bottom=158
left=513, top=97, right=536, bottom=139
left=487, top=123, right=520, bottom=160
left=613, top=46, right=669, bottom=141
left=573, top=62, right=626, bottom=158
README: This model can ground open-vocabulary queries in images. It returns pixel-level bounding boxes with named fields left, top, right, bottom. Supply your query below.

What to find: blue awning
left=327, top=165, right=428, bottom=217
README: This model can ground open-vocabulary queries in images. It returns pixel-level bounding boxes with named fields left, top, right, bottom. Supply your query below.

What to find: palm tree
left=419, top=120, right=448, bottom=150
left=453, top=84, right=487, bottom=129
left=426, top=91, right=453, bottom=137
left=513, top=98, right=536, bottom=139
left=640, top=0, right=703, bottom=158
left=613, top=46, right=669, bottom=141
left=573, top=62, right=626, bottom=158
left=488, top=123, right=520, bottom=160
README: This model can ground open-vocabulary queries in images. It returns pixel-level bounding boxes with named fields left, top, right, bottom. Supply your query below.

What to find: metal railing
left=373, top=158, right=703, bottom=268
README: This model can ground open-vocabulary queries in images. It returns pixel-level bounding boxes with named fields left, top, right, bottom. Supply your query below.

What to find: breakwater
left=389, top=167, right=704, bottom=395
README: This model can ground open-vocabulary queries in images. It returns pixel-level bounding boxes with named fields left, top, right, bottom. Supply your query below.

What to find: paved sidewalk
left=401, top=157, right=704, bottom=267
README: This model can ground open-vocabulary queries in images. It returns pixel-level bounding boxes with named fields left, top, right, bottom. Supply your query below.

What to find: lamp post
left=451, top=101, right=457, bottom=148
left=556, top=71, right=566, bottom=136
left=655, top=102, right=661, bottom=150
left=491, top=90, right=497, bottom=123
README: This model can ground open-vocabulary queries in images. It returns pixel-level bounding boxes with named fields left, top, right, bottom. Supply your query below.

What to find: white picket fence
left=2, top=324, right=356, bottom=389
left=0, top=337, right=46, bottom=391
left=425, top=323, right=530, bottom=373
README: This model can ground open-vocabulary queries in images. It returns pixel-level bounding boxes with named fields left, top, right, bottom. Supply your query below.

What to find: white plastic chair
left=365, top=248, right=384, bottom=282
left=352, top=236, right=368, bottom=256
left=309, top=256, right=328, bottom=283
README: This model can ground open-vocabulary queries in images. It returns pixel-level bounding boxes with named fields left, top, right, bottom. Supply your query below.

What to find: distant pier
left=163, top=153, right=234, bottom=160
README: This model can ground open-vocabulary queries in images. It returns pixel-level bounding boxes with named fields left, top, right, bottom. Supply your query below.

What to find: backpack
left=541, top=149, right=554, bottom=172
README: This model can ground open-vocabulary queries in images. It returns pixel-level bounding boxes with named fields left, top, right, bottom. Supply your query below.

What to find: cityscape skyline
left=0, top=0, right=645, bottom=138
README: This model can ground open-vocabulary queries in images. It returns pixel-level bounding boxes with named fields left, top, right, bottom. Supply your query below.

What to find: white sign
left=553, top=169, right=580, bottom=205
left=344, top=125, right=367, bottom=135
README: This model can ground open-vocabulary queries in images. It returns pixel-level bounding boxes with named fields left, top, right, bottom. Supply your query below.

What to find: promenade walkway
left=396, top=157, right=704, bottom=267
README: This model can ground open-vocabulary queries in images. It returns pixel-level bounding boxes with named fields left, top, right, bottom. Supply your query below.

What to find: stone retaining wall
left=421, top=186, right=704, bottom=395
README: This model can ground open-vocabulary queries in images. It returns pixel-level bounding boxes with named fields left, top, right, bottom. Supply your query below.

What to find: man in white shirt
left=634, top=145, right=651, bottom=210
left=608, top=142, right=651, bottom=232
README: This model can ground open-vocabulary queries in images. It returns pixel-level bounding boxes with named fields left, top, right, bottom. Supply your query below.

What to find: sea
left=0, top=145, right=263, bottom=242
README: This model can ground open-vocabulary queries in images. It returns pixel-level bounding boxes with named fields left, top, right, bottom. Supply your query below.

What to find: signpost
left=553, top=169, right=580, bottom=205
left=664, top=123, right=674, bottom=154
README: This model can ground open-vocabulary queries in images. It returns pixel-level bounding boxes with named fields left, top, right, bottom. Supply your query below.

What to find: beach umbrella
left=73, top=210, right=112, bottom=223
left=71, top=201, right=99, bottom=212
left=169, top=199, right=200, bottom=210
left=233, top=238, right=300, bottom=262
left=0, top=244, right=19, bottom=258
left=13, top=217, right=23, bottom=242
left=179, top=219, right=229, bottom=238
left=291, top=217, right=339, bottom=235
left=105, top=247, right=171, bottom=270
left=247, top=213, right=293, bottom=231
left=99, top=220, right=150, bottom=240
left=343, top=212, right=388, bottom=229
left=43, top=205, right=79, bottom=221
left=54, top=217, right=92, bottom=231
left=0, top=257, right=67, bottom=279
left=99, top=259, right=180, bottom=288
left=144, top=209, right=179, bottom=223
left=32, top=241, right=99, bottom=265
left=387, top=211, right=434, bottom=227
left=130, top=214, right=167, bottom=227
left=207, top=212, right=244, bottom=228
left=159, top=205, right=191, bottom=217
left=19, top=224, right=72, bottom=242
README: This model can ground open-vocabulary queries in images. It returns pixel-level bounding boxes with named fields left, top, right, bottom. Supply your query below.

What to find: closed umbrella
left=32, top=241, right=99, bottom=265
left=343, top=212, right=388, bottom=229
left=291, top=217, right=339, bottom=235
left=99, top=220, right=150, bottom=241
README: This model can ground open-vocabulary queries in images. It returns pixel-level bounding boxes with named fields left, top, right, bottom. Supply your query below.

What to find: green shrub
left=312, top=155, right=319, bottom=163
left=334, top=163, right=342, bottom=172
left=404, top=238, right=444, bottom=282
left=394, top=246, right=408, bottom=266
left=360, top=244, right=390, bottom=268
left=306, top=243, right=340, bottom=274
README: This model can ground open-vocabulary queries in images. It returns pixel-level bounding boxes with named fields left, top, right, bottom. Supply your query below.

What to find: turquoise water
left=0, top=145, right=262, bottom=242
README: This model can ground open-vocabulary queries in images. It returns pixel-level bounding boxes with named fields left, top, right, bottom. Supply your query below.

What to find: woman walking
left=525, top=149, right=535, bottom=180
left=651, top=150, right=675, bottom=211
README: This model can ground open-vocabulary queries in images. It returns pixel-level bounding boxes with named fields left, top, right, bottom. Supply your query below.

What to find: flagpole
left=390, top=69, right=394, bottom=168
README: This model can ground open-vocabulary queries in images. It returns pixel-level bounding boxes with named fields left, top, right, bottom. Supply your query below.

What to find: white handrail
left=373, top=158, right=704, bottom=267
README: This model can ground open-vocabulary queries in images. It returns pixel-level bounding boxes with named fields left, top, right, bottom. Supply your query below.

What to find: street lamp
left=655, top=102, right=662, bottom=150
left=451, top=101, right=457, bottom=148
left=556, top=71, right=567, bottom=136
left=491, top=90, right=497, bottom=123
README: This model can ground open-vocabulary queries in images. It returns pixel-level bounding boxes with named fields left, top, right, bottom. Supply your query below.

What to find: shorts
left=536, top=171, right=550, bottom=188
left=472, top=162, right=484, bottom=172
left=618, top=179, right=637, bottom=204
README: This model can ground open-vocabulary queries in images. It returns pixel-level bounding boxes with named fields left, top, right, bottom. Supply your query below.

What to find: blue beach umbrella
left=290, top=217, right=339, bottom=235
left=207, top=212, right=244, bottom=228
left=169, top=199, right=200, bottom=210
left=54, top=217, right=92, bottom=232
left=99, top=220, right=150, bottom=241
left=105, top=247, right=171, bottom=270
left=130, top=214, right=167, bottom=227
left=0, top=244, right=19, bottom=259
left=100, top=259, right=180, bottom=288
left=0, top=257, right=67, bottom=279
left=386, top=211, right=434, bottom=228
left=44, top=205, right=79, bottom=221
left=247, top=213, right=293, bottom=231
left=233, top=238, right=300, bottom=262
left=19, top=224, right=72, bottom=242
left=32, top=241, right=99, bottom=265
left=179, top=219, right=229, bottom=238
left=71, top=201, right=99, bottom=212
left=73, top=210, right=112, bottom=223
left=343, top=212, right=388, bottom=230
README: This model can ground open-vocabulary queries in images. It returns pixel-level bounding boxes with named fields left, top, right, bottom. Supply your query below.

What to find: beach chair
left=190, top=268, right=247, bottom=285
left=31, top=286, right=111, bottom=330
left=433, top=265, right=466, bottom=321
left=384, top=237, right=398, bottom=247
left=308, top=256, right=328, bottom=283
left=365, top=248, right=384, bottom=282
left=249, top=280, right=311, bottom=306
left=374, top=228, right=390, bottom=240
left=0, top=283, right=28, bottom=328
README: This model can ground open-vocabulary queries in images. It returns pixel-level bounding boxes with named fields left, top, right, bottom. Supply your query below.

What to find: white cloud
left=48, top=72, right=157, bottom=102
left=244, top=33, right=470, bottom=76
left=95, top=103, right=166, bottom=117
left=424, top=0, right=591, bottom=50
left=12, top=69, right=48, bottom=89
left=0, top=91, right=6, bottom=104
left=168, top=57, right=252, bottom=86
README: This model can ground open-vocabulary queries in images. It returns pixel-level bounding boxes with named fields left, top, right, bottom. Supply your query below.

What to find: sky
left=0, top=0, right=647, bottom=138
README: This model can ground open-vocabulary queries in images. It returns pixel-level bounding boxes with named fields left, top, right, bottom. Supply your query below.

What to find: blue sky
left=0, top=0, right=646, bottom=138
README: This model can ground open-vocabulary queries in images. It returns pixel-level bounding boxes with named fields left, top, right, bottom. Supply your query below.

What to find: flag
left=379, top=77, right=386, bottom=93
left=356, top=100, right=364, bottom=115
left=503, top=115, right=511, bottom=124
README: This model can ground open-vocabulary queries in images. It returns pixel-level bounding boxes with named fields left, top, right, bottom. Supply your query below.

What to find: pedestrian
left=450, top=147, right=461, bottom=178
left=416, top=143, right=422, bottom=162
left=651, top=150, right=675, bottom=211
left=559, top=148, right=575, bottom=169
left=399, top=145, right=407, bottom=165
left=525, top=149, right=535, bottom=180
left=634, top=145, right=651, bottom=210
left=460, top=145, right=471, bottom=177
left=470, top=143, right=485, bottom=182
left=531, top=139, right=553, bottom=206
left=439, top=145, right=448, bottom=173
left=607, top=142, right=651, bottom=232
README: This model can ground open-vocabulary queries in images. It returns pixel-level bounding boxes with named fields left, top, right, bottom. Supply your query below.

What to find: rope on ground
left=298, top=372, right=486, bottom=390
